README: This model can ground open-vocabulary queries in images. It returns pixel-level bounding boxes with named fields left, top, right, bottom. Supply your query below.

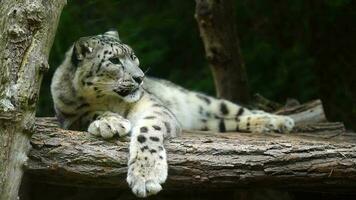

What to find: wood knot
left=8, top=24, right=27, bottom=43
left=28, top=92, right=38, bottom=107
left=25, top=3, right=45, bottom=28
left=40, top=60, right=50, bottom=73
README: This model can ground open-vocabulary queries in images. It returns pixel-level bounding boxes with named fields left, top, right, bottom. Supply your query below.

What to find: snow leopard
left=51, top=30, right=295, bottom=197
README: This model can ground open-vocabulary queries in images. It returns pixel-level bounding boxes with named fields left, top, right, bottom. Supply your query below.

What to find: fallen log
left=276, top=100, right=327, bottom=125
left=25, top=117, right=356, bottom=193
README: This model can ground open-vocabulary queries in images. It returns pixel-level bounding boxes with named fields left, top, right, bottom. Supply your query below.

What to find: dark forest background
left=37, top=0, right=356, bottom=130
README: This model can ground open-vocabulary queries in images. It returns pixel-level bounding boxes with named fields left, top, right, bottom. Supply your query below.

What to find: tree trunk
left=0, top=1, right=66, bottom=199
left=195, top=0, right=250, bottom=104
left=307, top=1, right=356, bottom=130
left=25, top=117, right=356, bottom=192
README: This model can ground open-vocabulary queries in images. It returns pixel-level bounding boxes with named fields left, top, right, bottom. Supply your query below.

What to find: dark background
left=37, top=0, right=356, bottom=130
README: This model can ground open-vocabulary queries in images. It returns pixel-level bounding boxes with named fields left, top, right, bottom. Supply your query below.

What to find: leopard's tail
left=189, top=92, right=294, bottom=133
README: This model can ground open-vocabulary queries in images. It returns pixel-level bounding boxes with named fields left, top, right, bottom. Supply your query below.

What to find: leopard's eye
left=109, top=57, right=122, bottom=65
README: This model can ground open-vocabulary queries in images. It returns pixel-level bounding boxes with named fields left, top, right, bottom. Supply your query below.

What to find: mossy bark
left=0, top=1, right=66, bottom=199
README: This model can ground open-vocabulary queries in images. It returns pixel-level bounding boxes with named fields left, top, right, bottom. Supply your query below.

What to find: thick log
left=0, top=1, right=66, bottom=199
left=26, top=118, right=356, bottom=192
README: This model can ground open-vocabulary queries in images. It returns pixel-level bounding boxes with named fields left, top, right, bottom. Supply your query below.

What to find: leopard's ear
left=104, top=29, right=120, bottom=40
left=71, top=37, right=94, bottom=66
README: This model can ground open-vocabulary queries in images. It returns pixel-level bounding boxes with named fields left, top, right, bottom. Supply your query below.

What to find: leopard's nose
left=133, top=76, right=144, bottom=84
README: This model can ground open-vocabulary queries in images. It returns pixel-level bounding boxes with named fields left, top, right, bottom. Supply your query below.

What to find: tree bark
left=307, top=1, right=356, bottom=130
left=25, top=117, right=356, bottom=192
left=0, top=1, right=66, bottom=199
left=195, top=0, right=250, bottom=104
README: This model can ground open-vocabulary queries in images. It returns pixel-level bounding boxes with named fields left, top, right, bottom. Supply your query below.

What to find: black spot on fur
left=164, top=121, right=171, bottom=133
left=140, top=145, right=149, bottom=152
left=152, top=103, right=162, bottom=108
left=220, top=102, right=229, bottom=115
left=246, top=117, right=251, bottom=130
left=159, top=156, right=163, bottom=159
left=219, top=119, right=226, bottom=132
left=144, top=116, right=156, bottom=119
left=140, top=127, right=148, bottom=133
left=149, top=136, right=160, bottom=142
left=86, top=70, right=93, bottom=78
left=128, top=158, right=136, bottom=166
left=137, top=135, right=146, bottom=143
left=196, top=94, right=211, bottom=104
left=236, top=107, right=244, bottom=117
left=105, top=123, right=111, bottom=130
left=152, top=125, right=161, bottom=130
left=80, top=43, right=91, bottom=56
left=96, top=61, right=104, bottom=73
left=150, top=149, right=157, bottom=154
left=158, top=146, right=164, bottom=151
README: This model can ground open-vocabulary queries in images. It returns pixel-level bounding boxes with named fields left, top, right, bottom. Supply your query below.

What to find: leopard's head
left=71, top=30, right=144, bottom=102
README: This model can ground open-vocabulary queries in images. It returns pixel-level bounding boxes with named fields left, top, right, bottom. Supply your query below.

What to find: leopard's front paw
left=88, top=114, right=131, bottom=139
left=127, top=136, right=167, bottom=197
left=127, top=160, right=167, bottom=198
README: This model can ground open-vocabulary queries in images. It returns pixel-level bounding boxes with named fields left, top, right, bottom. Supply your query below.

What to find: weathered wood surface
left=276, top=100, right=327, bottom=125
left=0, top=1, right=66, bottom=199
left=26, top=118, right=356, bottom=192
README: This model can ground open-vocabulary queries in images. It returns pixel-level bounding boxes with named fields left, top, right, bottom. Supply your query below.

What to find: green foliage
left=37, top=0, right=355, bottom=129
